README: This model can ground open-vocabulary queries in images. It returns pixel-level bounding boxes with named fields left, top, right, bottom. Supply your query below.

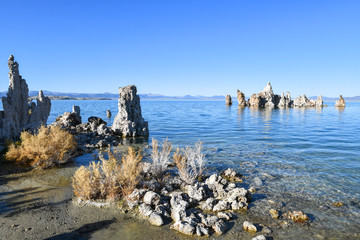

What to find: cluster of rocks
left=226, top=82, right=345, bottom=108
left=52, top=106, right=120, bottom=149
left=0, top=55, right=51, bottom=140
left=127, top=168, right=252, bottom=236
left=51, top=85, right=149, bottom=150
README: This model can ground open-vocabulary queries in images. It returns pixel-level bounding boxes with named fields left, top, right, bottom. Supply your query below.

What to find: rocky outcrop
left=293, top=94, right=316, bottom=107
left=106, top=109, right=112, bottom=118
left=315, top=95, right=323, bottom=107
left=52, top=105, right=81, bottom=128
left=237, top=90, right=247, bottom=107
left=335, top=95, right=346, bottom=107
left=111, top=85, right=149, bottom=137
left=0, top=55, right=51, bottom=140
left=278, top=92, right=292, bottom=107
left=225, top=95, right=232, bottom=106
left=248, top=82, right=280, bottom=108
left=127, top=169, right=250, bottom=236
left=248, top=94, right=261, bottom=107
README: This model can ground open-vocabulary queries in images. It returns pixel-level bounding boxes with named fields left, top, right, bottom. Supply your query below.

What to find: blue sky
left=0, top=0, right=359, bottom=97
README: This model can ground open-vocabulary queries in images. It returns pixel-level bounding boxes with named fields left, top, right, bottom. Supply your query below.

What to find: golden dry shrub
left=72, top=147, right=142, bottom=202
left=73, top=162, right=101, bottom=200
left=5, top=125, right=77, bottom=169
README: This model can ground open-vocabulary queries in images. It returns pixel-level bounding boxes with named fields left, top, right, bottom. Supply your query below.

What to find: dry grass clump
left=173, top=141, right=206, bottom=185
left=151, top=138, right=172, bottom=178
left=73, top=147, right=142, bottom=202
left=5, top=125, right=77, bottom=169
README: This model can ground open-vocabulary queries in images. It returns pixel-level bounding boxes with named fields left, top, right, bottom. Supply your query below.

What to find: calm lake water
left=48, top=100, right=360, bottom=236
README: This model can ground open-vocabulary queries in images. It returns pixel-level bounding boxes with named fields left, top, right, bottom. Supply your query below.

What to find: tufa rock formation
left=225, top=95, right=232, bottom=106
left=335, top=95, right=346, bottom=107
left=247, top=82, right=280, bottom=108
left=111, top=85, right=149, bottom=137
left=238, top=82, right=330, bottom=108
left=0, top=55, right=51, bottom=140
left=236, top=90, right=247, bottom=107
left=293, top=95, right=314, bottom=107
left=248, top=94, right=261, bottom=107
left=278, top=92, right=292, bottom=107
left=293, top=94, right=324, bottom=108
left=106, top=109, right=112, bottom=118
left=315, top=95, right=323, bottom=107
left=53, top=105, right=81, bottom=128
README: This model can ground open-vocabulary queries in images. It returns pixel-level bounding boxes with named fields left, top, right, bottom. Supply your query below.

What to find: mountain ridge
left=0, top=90, right=359, bottom=101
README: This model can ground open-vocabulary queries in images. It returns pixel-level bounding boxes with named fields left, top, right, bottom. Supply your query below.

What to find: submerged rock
left=269, top=209, right=279, bottom=219
left=335, top=95, right=346, bottom=107
left=0, top=55, right=51, bottom=140
left=225, top=95, right=232, bottom=106
left=285, top=211, right=309, bottom=223
left=111, top=85, right=149, bottom=137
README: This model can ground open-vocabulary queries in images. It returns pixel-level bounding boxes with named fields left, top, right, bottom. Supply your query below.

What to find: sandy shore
left=1, top=159, right=359, bottom=240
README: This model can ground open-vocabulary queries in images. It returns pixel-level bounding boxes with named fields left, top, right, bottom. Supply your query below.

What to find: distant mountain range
left=0, top=90, right=359, bottom=101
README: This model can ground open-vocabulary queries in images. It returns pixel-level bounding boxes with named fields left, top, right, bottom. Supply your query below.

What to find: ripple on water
left=46, top=100, right=360, bottom=237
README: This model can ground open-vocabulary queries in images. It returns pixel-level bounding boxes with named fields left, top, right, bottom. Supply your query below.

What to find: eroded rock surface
left=248, top=82, right=280, bottom=108
left=111, top=85, right=149, bottom=137
left=278, top=92, right=292, bottom=107
left=237, top=90, right=247, bottom=107
left=0, top=55, right=51, bottom=140
left=225, top=95, right=232, bottom=106
left=293, top=94, right=315, bottom=107
left=335, top=95, right=346, bottom=107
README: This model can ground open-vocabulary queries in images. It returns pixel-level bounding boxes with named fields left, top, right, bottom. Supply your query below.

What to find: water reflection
left=237, top=106, right=245, bottom=121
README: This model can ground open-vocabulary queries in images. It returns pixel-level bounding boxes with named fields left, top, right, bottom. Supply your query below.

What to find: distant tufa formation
left=111, top=85, right=149, bottom=137
left=225, top=95, right=232, bottom=106
left=0, top=55, right=51, bottom=140
left=335, top=95, right=346, bottom=107
left=226, top=82, right=343, bottom=108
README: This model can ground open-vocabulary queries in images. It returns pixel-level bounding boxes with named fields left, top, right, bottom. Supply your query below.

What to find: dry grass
left=5, top=125, right=77, bottom=169
left=151, top=138, right=172, bottom=178
left=72, top=147, right=142, bottom=202
left=173, top=141, right=206, bottom=184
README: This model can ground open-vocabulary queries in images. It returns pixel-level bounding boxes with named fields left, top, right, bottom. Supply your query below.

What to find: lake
left=48, top=100, right=360, bottom=237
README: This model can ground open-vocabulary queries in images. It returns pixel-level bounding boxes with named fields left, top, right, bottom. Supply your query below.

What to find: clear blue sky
left=0, top=0, right=359, bottom=97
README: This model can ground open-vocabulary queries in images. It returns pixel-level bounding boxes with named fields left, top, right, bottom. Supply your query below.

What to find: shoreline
left=1, top=150, right=359, bottom=240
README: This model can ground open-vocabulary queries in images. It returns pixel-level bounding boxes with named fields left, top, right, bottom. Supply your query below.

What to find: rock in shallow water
left=285, top=211, right=309, bottom=223
left=111, top=85, right=149, bottom=137
left=243, top=221, right=257, bottom=233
